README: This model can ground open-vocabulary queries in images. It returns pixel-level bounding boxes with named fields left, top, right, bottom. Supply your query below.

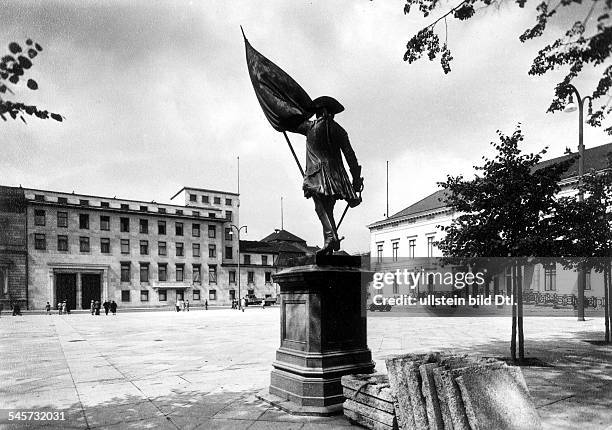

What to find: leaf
left=34, top=43, right=42, bottom=52
left=50, top=113, right=63, bottom=122
left=8, top=75, right=18, bottom=84
left=18, top=55, right=32, bottom=69
left=27, top=48, right=37, bottom=59
left=26, top=79, right=38, bottom=90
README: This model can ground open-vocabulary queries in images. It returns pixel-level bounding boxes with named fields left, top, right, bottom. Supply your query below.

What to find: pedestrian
left=205, top=299, right=208, bottom=311
left=12, top=303, right=22, bottom=316
left=45, top=302, right=51, bottom=315
left=0, top=302, right=3, bottom=317
left=240, top=297, right=246, bottom=312
left=110, top=300, right=117, bottom=315
left=185, top=300, right=189, bottom=312
left=181, top=299, right=186, bottom=311
left=175, top=298, right=180, bottom=312
left=90, top=300, right=95, bottom=315
left=261, top=298, right=266, bottom=310
left=57, top=302, right=62, bottom=315
left=103, top=300, right=110, bottom=315
left=63, top=301, right=69, bottom=315
left=94, top=300, right=101, bottom=315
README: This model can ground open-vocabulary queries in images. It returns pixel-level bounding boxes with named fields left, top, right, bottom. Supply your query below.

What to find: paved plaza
left=1, top=308, right=611, bottom=429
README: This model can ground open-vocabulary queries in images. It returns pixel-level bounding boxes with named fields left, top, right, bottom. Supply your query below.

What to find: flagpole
left=282, top=131, right=304, bottom=176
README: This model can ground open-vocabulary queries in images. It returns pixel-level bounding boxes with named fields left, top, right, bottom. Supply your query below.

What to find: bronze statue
left=243, top=31, right=363, bottom=254
left=289, top=96, right=362, bottom=255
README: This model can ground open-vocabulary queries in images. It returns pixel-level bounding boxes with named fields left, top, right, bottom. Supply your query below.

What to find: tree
left=400, top=0, right=612, bottom=134
left=437, top=125, right=576, bottom=361
left=0, top=39, right=62, bottom=123
left=554, top=155, right=612, bottom=342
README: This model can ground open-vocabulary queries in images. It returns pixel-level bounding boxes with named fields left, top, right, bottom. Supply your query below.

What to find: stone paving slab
left=0, top=310, right=611, bottom=429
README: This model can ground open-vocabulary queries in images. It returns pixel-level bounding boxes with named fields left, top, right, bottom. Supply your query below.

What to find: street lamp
left=230, top=224, right=247, bottom=310
left=564, top=84, right=592, bottom=322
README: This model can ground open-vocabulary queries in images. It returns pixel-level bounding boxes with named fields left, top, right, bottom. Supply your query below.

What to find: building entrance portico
left=49, top=264, right=109, bottom=310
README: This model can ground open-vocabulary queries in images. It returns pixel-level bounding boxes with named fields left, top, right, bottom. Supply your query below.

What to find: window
left=79, top=199, right=89, bottom=206
left=140, top=206, right=148, bottom=212
left=225, top=246, right=233, bottom=259
left=140, top=240, right=149, bottom=255
left=248, top=271, right=255, bottom=284
left=121, top=239, right=130, bottom=254
left=158, top=264, right=167, bottom=281
left=585, top=271, right=591, bottom=290
left=193, top=211, right=200, bottom=217
left=79, top=236, right=90, bottom=252
left=209, top=244, right=216, bottom=258
left=377, top=243, right=383, bottom=262
left=189, top=194, right=197, bottom=202
left=229, top=289, right=236, bottom=300
left=247, top=289, right=254, bottom=296
left=34, top=209, right=45, bottom=226
left=193, top=289, right=201, bottom=300
left=176, top=242, right=184, bottom=257
left=262, top=255, right=268, bottom=266
left=140, top=290, right=149, bottom=301
left=176, top=290, right=184, bottom=301
left=209, top=289, right=217, bottom=300
left=101, top=201, right=110, bottom=208
left=202, top=195, right=209, bottom=203
left=176, top=209, right=183, bottom=215
left=158, top=208, right=166, bottom=214
left=140, top=219, right=148, bottom=234
left=226, top=210, right=232, bottom=221
left=176, top=222, right=184, bottom=236
left=392, top=242, right=399, bottom=262
left=79, top=214, right=89, bottom=229
left=209, top=265, right=217, bottom=284
left=34, top=233, right=46, bottom=250
left=121, top=262, right=131, bottom=282
left=208, top=225, right=216, bottom=238
left=159, top=289, right=167, bottom=301
left=409, top=239, right=416, bottom=259
left=57, top=211, right=68, bottom=228
left=121, top=204, right=129, bottom=210
left=158, top=220, right=166, bottom=235
left=121, top=290, right=130, bottom=302
left=57, top=235, right=68, bottom=251
left=225, top=228, right=232, bottom=241
left=176, top=264, right=184, bottom=282
left=214, top=197, right=221, bottom=204
left=192, top=223, right=200, bottom=237
left=544, top=267, right=556, bottom=291
left=225, top=198, right=232, bottom=205
left=209, top=212, right=216, bottom=218
left=244, top=254, right=251, bottom=264
left=100, top=238, right=110, bottom=254
left=229, top=270, right=236, bottom=284
left=193, top=243, right=201, bottom=257
left=34, top=194, right=45, bottom=201
left=58, top=197, right=67, bottom=205
left=158, top=241, right=167, bottom=256
left=120, top=217, right=130, bottom=232
left=140, top=263, right=149, bottom=283
left=193, top=264, right=201, bottom=284
left=427, top=237, right=434, bottom=257
left=100, top=215, right=110, bottom=231
left=265, top=272, right=272, bottom=284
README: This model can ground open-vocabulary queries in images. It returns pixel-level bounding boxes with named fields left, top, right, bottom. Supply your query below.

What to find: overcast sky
left=1, top=1, right=609, bottom=252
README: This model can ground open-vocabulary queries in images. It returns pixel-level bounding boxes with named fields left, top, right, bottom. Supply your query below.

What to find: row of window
left=120, top=262, right=272, bottom=285
left=34, top=210, right=232, bottom=235
left=377, top=237, right=436, bottom=261
left=123, top=289, right=206, bottom=302
left=32, top=195, right=230, bottom=218
left=34, top=234, right=233, bottom=258
left=188, top=194, right=233, bottom=206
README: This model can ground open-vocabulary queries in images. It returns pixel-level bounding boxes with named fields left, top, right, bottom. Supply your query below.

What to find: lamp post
left=231, top=224, right=247, bottom=310
left=565, top=84, right=592, bottom=322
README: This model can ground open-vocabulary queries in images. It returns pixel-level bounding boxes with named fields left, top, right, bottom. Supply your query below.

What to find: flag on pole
left=242, top=28, right=313, bottom=132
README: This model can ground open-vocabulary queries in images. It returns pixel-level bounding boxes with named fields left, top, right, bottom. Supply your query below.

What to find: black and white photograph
left=1, top=1, right=612, bottom=429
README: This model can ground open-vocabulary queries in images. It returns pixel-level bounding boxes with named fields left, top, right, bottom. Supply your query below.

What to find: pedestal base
left=265, top=256, right=375, bottom=415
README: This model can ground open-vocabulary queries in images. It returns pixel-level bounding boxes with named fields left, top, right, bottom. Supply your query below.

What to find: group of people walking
left=90, top=300, right=117, bottom=315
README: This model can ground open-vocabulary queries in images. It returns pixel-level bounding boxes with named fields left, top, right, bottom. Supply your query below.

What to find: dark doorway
left=55, top=273, right=77, bottom=311
left=81, top=274, right=101, bottom=309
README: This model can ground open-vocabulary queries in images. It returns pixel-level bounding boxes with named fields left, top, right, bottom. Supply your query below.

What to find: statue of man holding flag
left=243, top=30, right=363, bottom=255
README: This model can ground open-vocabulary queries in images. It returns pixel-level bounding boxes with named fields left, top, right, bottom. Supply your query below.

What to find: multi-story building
left=367, top=143, right=612, bottom=303
left=0, top=185, right=244, bottom=309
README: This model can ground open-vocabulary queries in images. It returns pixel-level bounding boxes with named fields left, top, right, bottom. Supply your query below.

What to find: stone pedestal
left=258, top=255, right=375, bottom=416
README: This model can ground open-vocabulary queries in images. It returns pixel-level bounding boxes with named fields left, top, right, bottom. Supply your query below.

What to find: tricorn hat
left=311, top=96, right=344, bottom=114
